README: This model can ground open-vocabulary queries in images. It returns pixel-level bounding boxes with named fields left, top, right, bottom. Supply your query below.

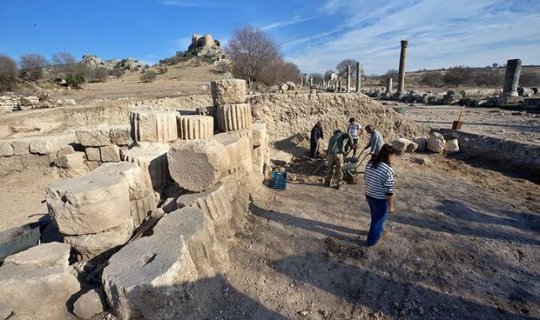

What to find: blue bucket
left=271, top=171, right=287, bottom=190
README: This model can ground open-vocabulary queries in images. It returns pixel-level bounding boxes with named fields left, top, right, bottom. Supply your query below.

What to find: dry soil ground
left=392, top=103, right=540, bottom=146
left=218, top=154, right=540, bottom=320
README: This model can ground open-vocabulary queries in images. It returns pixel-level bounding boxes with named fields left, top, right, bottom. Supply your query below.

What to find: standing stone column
left=385, top=77, right=393, bottom=95
left=338, top=80, right=342, bottom=92
left=309, top=77, right=313, bottom=87
left=397, top=40, right=408, bottom=97
left=502, top=59, right=522, bottom=97
left=346, top=65, right=351, bottom=93
left=355, top=62, right=361, bottom=93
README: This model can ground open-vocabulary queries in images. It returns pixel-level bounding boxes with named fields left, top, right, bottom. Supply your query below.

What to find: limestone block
left=46, top=170, right=131, bottom=235
left=100, top=144, right=121, bottom=162
left=86, top=161, right=101, bottom=171
left=210, top=79, right=247, bottom=105
left=130, top=110, right=178, bottom=142
left=64, top=220, right=133, bottom=260
left=85, top=147, right=101, bottom=161
left=159, top=207, right=226, bottom=277
left=10, top=139, right=30, bottom=155
left=73, top=288, right=106, bottom=320
left=212, top=131, right=252, bottom=173
left=0, top=141, right=14, bottom=156
left=413, top=136, right=428, bottom=152
left=391, top=138, right=411, bottom=154
left=108, top=125, right=132, bottom=146
left=56, top=145, right=75, bottom=157
left=121, top=143, right=170, bottom=192
left=29, top=133, right=77, bottom=155
left=54, top=152, right=88, bottom=178
left=216, top=103, right=252, bottom=132
left=176, top=181, right=233, bottom=227
left=252, top=145, right=270, bottom=180
left=76, top=127, right=112, bottom=147
left=3, top=242, right=71, bottom=268
left=445, top=139, right=460, bottom=153
left=406, top=141, right=419, bottom=153
left=0, top=105, right=12, bottom=114
left=252, top=122, right=267, bottom=147
left=168, top=139, right=230, bottom=192
left=102, top=221, right=198, bottom=320
left=94, top=162, right=149, bottom=200
left=177, top=115, right=214, bottom=140
left=427, top=132, right=446, bottom=153
left=130, top=191, right=158, bottom=226
left=0, top=255, right=79, bottom=320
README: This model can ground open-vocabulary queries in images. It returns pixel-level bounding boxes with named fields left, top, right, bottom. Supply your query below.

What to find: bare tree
left=324, top=70, right=335, bottom=81
left=443, top=66, right=472, bottom=86
left=310, top=73, right=324, bottom=85
left=336, top=59, right=359, bottom=80
left=384, top=69, right=399, bottom=82
left=20, top=54, right=48, bottom=81
left=0, top=55, right=18, bottom=92
left=52, top=52, right=79, bottom=74
left=226, top=26, right=281, bottom=84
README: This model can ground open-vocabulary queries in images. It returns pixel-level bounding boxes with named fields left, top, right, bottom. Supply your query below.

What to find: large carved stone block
left=216, top=103, right=252, bottom=132
left=130, top=110, right=178, bottom=142
left=177, top=115, right=214, bottom=140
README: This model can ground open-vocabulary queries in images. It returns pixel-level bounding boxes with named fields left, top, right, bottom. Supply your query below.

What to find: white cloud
left=261, top=15, right=316, bottom=31
left=287, top=0, right=540, bottom=74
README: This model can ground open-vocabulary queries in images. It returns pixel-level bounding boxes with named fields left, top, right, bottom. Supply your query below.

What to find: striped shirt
left=364, top=161, right=395, bottom=200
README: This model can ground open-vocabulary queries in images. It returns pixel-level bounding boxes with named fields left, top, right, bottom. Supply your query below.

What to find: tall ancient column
left=346, top=65, right=351, bottom=93
left=397, top=40, right=408, bottom=97
left=355, top=62, right=361, bottom=93
left=385, top=77, right=393, bottom=95
left=310, top=77, right=313, bottom=87
left=502, top=59, right=522, bottom=97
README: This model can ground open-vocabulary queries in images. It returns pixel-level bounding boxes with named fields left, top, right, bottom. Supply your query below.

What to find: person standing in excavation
left=325, top=129, right=352, bottom=190
left=362, top=124, right=384, bottom=156
left=364, top=144, right=396, bottom=246
left=347, top=118, right=363, bottom=157
left=310, top=121, right=324, bottom=159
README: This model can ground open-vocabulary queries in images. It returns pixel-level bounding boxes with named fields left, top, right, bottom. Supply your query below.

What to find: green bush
left=140, top=71, right=157, bottom=83
left=65, top=72, right=85, bottom=88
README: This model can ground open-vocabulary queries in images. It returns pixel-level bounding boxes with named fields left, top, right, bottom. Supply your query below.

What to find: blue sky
left=1, top=0, right=539, bottom=74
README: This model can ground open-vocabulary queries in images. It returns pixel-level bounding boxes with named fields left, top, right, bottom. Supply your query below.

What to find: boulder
left=130, top=110, right=178, bottom=143
left=46, top=168, right=131, bottom=235
left=280, top=83, right=290, bottom=91
left=212, top=131, right=252, bottom=173
left=73, top=288, right=107, bottom=320
left=427, top=132, right=446, bottom=153
left=210, top=79, right=247, bottom=106
left=413, top=136, right=428, bottom=152
left=391, top=138, right=413, bottom=154
left=406, top=141, right=419, bottom=153
left=29, top=133, right=77, bottom=155
left=102, top=216, right=199, bottom=320
left=0, top=244, right=80, bottom=320
left=121, top=143, right=170, bottom=192
left=3, top=242, right=71, bottom=268
left=168, top=139, right=230, bottom=192
left=445, top=139, right=460, bottom=153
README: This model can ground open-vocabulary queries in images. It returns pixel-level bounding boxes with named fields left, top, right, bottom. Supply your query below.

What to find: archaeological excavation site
left=0, top=3, right=539, bottom=318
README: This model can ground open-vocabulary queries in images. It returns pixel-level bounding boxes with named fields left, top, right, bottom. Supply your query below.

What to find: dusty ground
left=394, top=103, right=540, bottom=145
left=218, top=154, right=540, bottom=319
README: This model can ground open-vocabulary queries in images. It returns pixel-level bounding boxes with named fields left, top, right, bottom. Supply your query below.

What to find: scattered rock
left=413, top=136, right=428, bottom=152
left=73, top=288, right=107, bottom=320
left=445, top=139, right=460, bottom=153
left=427, top=132, right=446, bottom=153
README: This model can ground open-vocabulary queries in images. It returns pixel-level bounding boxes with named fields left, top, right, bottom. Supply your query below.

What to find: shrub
left=443, top=66, right=472, bottom=86
left=109, top=68, right=125, bottom=78
left=214, top=60, right=231, bottom=74
left=158, top=66, right=168, bottom=74
left=520, top=71, right=540, bottom=87
left=86, top=67, right=108, bottom=83
left=420, top=72, right=444, bottom=87
left=140, top=71, right=157, bottom=83
left=0, top=55, right=18, bottom=92
left=65, top=72, right=85, bottom=88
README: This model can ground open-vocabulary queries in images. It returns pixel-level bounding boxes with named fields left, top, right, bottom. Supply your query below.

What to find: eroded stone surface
left=3, top=242, right=71, bottom=268
left=210, top=79, right=246, bottom=106
left=100, top=144, right=121, bottom=162
left=73, top=288, right=106, bottom=320
left=445, top=139, right=460, bottom=153
left=177, top=115, right=214, bottom=140
left=121, top=143, right=171, bottom=192
left=168, top=139, right=230, bottom=192
left=130, top=110, right=178, bottom=143
left=29, top=133, right=77, bottom=155
left=212, top=131, right=252, bottom=174
left=216, top=103, right=252, bottom=132
left=427, top=132, right=446, bottom=153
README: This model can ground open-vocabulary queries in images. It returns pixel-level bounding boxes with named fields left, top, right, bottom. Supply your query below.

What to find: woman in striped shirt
left=364, top=144, right=396, bottom=246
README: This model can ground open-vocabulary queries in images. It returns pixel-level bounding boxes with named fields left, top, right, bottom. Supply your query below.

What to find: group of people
left=310, top=119, right=396, bottom=246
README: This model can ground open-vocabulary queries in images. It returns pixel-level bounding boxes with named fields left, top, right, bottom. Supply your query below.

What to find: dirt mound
left=251, top=93, right=426, bottom=145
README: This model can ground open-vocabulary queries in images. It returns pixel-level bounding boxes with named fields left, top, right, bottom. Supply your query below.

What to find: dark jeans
left=310, top=140, right=318, bottom=158
left=365, top=195, right=388, bottom=246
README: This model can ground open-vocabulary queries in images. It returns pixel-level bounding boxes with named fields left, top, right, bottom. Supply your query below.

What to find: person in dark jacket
left=310, top=121, right=324, bottom=158
left=325, top=129, right=352, bottom=190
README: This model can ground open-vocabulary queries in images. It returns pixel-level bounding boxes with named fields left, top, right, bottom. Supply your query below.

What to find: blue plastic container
left=271, top=171, right=287, bottom=190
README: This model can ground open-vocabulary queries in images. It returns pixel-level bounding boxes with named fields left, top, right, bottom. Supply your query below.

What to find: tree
left=309, top=73, right=324, bottom=85
left=420, top=72, right=444, bottom=87
left=336, top=59, right=359, bottom=80
left=225, top=26, right=281, bottom=84
left=324, top=70, right=335, bottom=81
left=0, top=55, right=18, bottom=92
left=259, top=59, right=301, bottom=85
left=492, top=62, right=499, bottom=68
left=384, top=69, right=399, bottom=82
left=20, top=54, right=48, bottom=81
left=52, top=52, right=78, bottom=74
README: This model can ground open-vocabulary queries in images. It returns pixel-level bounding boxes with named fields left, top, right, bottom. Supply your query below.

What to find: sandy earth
left=217, top=154, right=540, bottom=320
